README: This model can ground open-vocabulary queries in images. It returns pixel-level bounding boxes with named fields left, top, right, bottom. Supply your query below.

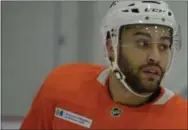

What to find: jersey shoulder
left=38, top=63, right=107, bottom=106
left=152, top=88, right=187, bottom=128
left=143, top=88, right=187, bottom=129
left=164, top=94, right=187, bottom=128
left=154, top=88, right=187, bottom=111
left=52, top=62, right=106, bottom=76
left=166, top=93, right=187, bottom=111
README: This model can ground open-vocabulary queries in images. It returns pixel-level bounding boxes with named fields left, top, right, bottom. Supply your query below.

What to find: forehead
left=121, top=24, right=172, bottom=37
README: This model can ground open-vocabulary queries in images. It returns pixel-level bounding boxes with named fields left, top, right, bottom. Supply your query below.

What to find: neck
left=108, top=71, right=151, bottom=107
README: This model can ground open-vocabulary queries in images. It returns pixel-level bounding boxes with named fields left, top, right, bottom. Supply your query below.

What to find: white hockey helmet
left=100, top=1, right=181, bottom=97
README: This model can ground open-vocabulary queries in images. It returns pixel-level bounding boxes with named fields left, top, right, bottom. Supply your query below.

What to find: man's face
left=118, top=24, right=172, bottom=93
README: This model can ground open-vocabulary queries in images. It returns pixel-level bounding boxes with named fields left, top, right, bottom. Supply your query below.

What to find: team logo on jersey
left=110, top=107, right=122, bottom=117
left=55, top=107, right=92, bottom=128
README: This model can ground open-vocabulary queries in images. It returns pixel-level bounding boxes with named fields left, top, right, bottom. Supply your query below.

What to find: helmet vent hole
left=142, top=1, right=160, bottom=4
left=131, top=8, right=139, bottom=13
left=128, top=3, right=135, bottom=6
left=145, top=16, right=149, bottom=20
left=162, top=18, right=165, bottom=22
left=122, top=10, right=129, bottom=12
left=168, top=11, right=172, bottom=16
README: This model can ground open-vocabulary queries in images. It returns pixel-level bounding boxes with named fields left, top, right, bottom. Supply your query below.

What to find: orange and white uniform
left=20, top=63, right=188, bottom=129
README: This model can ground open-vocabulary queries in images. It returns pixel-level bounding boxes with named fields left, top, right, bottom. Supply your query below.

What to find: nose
left=147, top=45, right=160, bottom=64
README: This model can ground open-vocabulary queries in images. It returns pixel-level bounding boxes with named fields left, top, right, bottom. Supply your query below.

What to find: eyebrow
left=133, top=32, right=151, bottom=38
left=133, top=32, right=171, bottom=41
left=160, top=36, right=171, bottom=41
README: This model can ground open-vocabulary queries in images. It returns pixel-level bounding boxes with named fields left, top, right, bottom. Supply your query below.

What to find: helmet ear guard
left=173, top=24, right=182, bottom=52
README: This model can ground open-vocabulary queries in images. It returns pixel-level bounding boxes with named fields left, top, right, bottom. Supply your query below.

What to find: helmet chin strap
left=109, top=44, right=154, bottom=98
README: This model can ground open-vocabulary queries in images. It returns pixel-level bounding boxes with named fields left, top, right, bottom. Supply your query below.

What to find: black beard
left=118, top=51, right=165, bottom=94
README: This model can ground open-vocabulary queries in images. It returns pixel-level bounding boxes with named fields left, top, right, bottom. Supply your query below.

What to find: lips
left=142, top=66, right=161, bottom=76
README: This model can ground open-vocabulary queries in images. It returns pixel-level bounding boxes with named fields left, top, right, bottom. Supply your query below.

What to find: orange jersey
left=20, top=63, right=188, bottom=129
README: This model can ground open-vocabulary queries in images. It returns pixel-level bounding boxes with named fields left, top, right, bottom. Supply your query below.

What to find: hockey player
left=20, top=1, right=187, bottom=129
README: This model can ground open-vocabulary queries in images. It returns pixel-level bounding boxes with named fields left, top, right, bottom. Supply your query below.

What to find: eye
left=159, top=44, right=170, bottom=51
left=136, top=39, right=150, bottom=48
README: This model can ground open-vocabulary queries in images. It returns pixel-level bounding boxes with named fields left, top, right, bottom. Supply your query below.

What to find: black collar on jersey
left=108, top=86, right=161, bottom=107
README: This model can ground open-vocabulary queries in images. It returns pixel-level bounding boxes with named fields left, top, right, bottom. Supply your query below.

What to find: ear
left=106, top=39, right=114, bottom=62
